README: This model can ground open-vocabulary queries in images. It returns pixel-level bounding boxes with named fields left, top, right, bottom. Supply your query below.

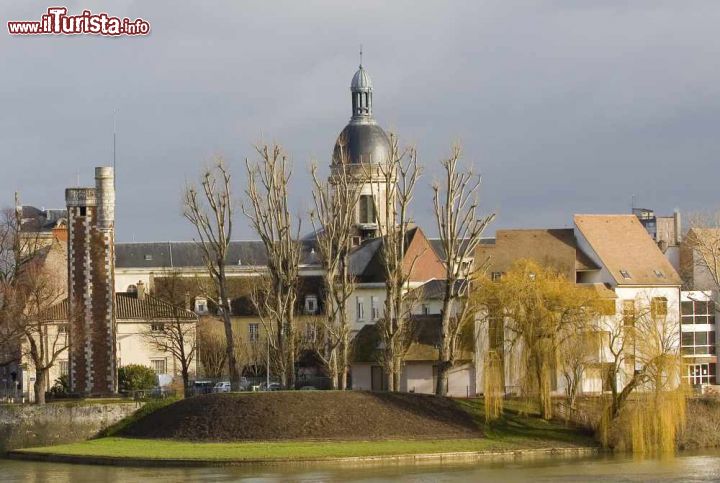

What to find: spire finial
left=359, top=44, right=363, bottom=68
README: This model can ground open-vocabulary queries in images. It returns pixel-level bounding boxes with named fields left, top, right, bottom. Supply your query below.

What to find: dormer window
left=620, top=270, right=631, bottom=279
left=305, top=295, right=318, bottom=315
left=144, top=254, right=153, bottom=261
left=194, top=297, right=208, bottom=315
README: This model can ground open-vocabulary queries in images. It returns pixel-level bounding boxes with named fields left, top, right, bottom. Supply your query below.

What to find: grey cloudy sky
left=2, top=1, right=718, bottom=241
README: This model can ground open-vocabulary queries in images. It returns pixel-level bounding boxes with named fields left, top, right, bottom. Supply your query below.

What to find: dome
left=351, top=65, right=372, bottom=90
left=333, top=123, right=391, bottom=165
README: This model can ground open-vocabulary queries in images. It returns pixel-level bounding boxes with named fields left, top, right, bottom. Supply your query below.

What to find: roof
left=347, top=227, right=445, bottom=283
left=409, top=279, right=466, bottom=301
left=475, top=229, right=598, bottom=281
left=115, top=240, right=320, bottom=269
left=351, top=315, right=473, bottom=363
left=428, top=238, right=495, bottom=262
left=332, top=122, right=390, bottom=165
left=41, top=293, right=198, bottom=321
left=19, top=206, right=67, bottom=233
left=574, top=215, right=681, bottom=286
left=351, top=65, right=372, bottom=90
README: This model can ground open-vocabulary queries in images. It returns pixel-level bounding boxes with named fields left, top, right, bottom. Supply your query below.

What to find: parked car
left=213, top=381, right=231, bottom=393
left=192, top=380, right=215, bottom=395
left=257, top=382, right=282, bottom=391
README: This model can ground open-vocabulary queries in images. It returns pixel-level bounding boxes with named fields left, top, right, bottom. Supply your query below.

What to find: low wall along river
left=0, top=401, right=140, bottom=452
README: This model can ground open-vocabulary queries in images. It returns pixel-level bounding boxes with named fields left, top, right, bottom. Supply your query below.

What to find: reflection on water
left=1, top=451, right=720, bottom=482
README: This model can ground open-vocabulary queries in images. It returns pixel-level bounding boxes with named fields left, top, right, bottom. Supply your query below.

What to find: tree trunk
left=338, top=333, right=348, bottom=390
left=286, top=310, right=296, bottom=389
left=34, top=368, right=46, bottom=404
left=181, top=362, right=190, bottom=398
left=436, top=291, right=454, bottom=396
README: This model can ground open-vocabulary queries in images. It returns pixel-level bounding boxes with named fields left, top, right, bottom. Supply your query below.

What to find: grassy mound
left=117, top=391, right=482, bottom=441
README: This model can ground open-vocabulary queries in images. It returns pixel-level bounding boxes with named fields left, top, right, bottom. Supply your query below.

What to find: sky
left=1, top=1, right=719, bottom=241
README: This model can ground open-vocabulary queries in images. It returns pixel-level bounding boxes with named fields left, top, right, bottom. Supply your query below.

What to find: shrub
left=118, top=365, right=157, bottom=392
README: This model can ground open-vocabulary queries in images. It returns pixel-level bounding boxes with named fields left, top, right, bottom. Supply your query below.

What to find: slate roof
left=428, top=238, right=495, bottom=261
left=574, top=215, right=682, bottom=286
left=351, top=315, right=473, bottom=363
left=409, top=279, right=467, bottom=300
left=19, top=206, right=67, bottom=232
left=41, top=293, right=197, bottom=321
left=116, top=240, right=320, bottom=269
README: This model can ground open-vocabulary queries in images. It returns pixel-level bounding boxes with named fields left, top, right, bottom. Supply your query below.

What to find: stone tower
left=331, top=63, right=394, bottom=241
left=65, top=167, right=117, bottom=395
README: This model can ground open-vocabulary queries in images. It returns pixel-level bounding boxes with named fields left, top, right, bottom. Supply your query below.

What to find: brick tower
left=65, top=167, right=117, bottom=395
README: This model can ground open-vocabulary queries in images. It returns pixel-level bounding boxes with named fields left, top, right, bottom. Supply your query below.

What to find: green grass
left=15, top=398, right=596, bottom=462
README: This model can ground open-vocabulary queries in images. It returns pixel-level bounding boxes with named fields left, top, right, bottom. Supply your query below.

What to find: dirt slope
left=120, top=391, right=482, bottom=441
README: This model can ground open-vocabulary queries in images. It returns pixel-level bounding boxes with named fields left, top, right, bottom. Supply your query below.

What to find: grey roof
left=19, top=206, right=67, bottom=232
left=351, top=65, right=372, bottom=90
left=410, top=279, right=467, bottom=300
left=116, top=240, right=320, bottom=269
left=333, top=122, right=391, bottom=165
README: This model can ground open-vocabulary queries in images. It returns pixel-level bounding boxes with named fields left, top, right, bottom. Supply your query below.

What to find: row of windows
left=681, top=330, right=717, bottom=355
left=356, top=296, right=381, bottom=322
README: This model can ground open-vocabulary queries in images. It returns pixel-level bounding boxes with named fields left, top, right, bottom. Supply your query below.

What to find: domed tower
left=331, top=63, right=393, bottom=241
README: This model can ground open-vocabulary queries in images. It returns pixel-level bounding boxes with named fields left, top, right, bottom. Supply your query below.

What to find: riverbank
left=8, top=437, right=599, bottom=467
left=0, top=400, right=141, bottom=453
left=6, top=393, right=598, bottom=467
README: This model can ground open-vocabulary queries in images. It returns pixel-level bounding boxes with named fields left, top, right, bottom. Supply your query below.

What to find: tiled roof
left=41, top=293, right=197, bottom=321
left=475, top=228, right=598, bottom=281
left=574, top=215, right=681, bottom=286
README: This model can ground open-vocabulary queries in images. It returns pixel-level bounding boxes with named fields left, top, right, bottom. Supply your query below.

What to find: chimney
left=674, top=209, right=682, bottom=244
left=137, top=280, right=146, bottom=301
left=95, top=167, right=115, bottom=230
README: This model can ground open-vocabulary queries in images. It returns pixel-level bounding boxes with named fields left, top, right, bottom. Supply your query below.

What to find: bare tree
left=141, top=272, right=198, bottom=397
left=183, top=159, right=241, bottom=390
left=309, top=154, right=362, bottom=389
left=0, top=199, right=68, bottom=404
left=369, top=135, right=422, bottom=391
left=197, top=318, right=227, bottom=380
left=243, top=144, right=302, bottom=389
left=684, top=212, right=720, bottom=290
left=432, top=145, right=495, bottom=396
left=2, top=258, right=66, bottom=404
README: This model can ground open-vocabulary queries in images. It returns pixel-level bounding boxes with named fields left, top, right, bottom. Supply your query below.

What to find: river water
left=1, top=451, right=720, bottom=482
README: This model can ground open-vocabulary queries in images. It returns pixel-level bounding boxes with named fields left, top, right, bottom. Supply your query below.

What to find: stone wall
left=0, top=401, right=141, bottom=453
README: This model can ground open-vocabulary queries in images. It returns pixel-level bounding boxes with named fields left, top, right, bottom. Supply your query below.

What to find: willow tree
left=432, top=144, right=495, bottom=396
left=309, top=151, right=361, bottom=389
left=596, top=293, right=684, bottom=452
left=183, top=159, right=242, bottom=390
left=369, top=135, right=422, bottom=391
left=243, top=144, right=302, bottom=389
left=475, top=259, right=598, bottom=419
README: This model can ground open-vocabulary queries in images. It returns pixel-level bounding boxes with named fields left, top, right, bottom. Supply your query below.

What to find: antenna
left=359, top=44, right=363, bottom=67
left=113, top=108, right=118, bottom=188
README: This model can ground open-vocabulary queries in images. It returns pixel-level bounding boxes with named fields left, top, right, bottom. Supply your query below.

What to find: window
left=619, top=270, right=631, bottom=279
left=622, top=300, right=635, bottom=327
left=151, top=359, right=167, bottom=375
left=144, top=254, right=153, bottom=261
left=491, top=272, right=502, bottom=282
left=654, top=269, right=665, bottom=279
left=370, top=296, right=380, bottom=321
left=651, top=297, right=668, bottom=319
left=356, top=296, right=365, bottom=321
left=598, top=300, right=616, bottom=316
left=681, top=330, right=716, bottom=356
left=79, top=206, right=87, bottom=217
left=194, top=297, right=208, bottom=314
left=59, top=360, right=69, bottom=377
left=681, top=299, right=715, bottom=325
left=358, top=195, right=376, bottom=224
left=249, top=323, right=259, bottom=342
left=57, top=324, right=68, bottom=333
left=305, top=295, right=318, bottom=315
left=150, top=323, right=164, bottom=333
